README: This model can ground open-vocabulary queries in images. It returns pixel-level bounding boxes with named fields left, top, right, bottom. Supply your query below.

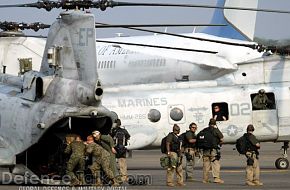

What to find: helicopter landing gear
left=275, top=141, right=289, bottom=169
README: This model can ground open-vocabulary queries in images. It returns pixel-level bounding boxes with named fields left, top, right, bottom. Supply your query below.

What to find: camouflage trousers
left=90, top=156, right=115, bottom=181
left=66, top=155, right=85, bottom=184
left=245, top=152, right=261, bottom=183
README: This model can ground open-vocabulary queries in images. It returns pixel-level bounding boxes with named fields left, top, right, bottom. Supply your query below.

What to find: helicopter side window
left=250, top=91, right=276, bottom=110
left=212, top=102, right=228, bottom=121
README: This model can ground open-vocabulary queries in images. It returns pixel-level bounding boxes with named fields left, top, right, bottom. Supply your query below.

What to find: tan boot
left=253, top=180, right=263, bottom=186
left=176, top=182, right=186, bottom=186
left=167, top=183, right=175, bottom=187
left=202, top=179, right=210, bottom=183
left=213, top=178, right=224, bottom=184
left=246, top=181, right=256, bottom=186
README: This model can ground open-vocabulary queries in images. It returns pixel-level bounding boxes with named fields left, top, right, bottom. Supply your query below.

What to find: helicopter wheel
left=275, top=157, right=289, bottom=169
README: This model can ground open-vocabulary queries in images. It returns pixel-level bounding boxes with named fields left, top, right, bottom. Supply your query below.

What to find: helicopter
left=0, top=0, right=120, bottom=185
left=0, top=1, right=290, bottom=185
left=2, top=0, right=290, bottom=87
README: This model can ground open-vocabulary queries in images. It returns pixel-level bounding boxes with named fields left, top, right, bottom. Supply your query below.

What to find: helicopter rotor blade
left=0, top=21, right=50, bottom=31
left=96, top=39, right=217, bottom=54
left=106, top=1, right=290, bottom=14
left=0, top=1, right=290, bottom=14
left=95, top=22, right=258, bottom=50
left=95, top=23, right=227, bottom=28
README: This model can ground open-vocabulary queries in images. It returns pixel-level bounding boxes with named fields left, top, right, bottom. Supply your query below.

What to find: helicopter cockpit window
left=212, top=102, right=228, bottom=121
left=251, top=90, right=276, bottom=110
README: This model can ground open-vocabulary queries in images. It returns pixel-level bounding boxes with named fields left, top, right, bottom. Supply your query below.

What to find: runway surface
left=1, top=142, right=289, bottom=190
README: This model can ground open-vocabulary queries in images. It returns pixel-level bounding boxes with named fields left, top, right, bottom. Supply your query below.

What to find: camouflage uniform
left=64, top=140, right=86, bottom=185
left=98, top=135, right=119, bottom=177
left=86, top=142, right=115, bottom=185
left=252, top=90, right=271, bottom=110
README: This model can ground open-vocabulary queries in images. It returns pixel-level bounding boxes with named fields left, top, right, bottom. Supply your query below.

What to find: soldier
left=111, top=119, right=131, bottom=182
left=86, top=138, right=119, bottom=186
left=92, top=131, right=121, bottom=183
left=166, top=124, right=185, bottom=187
left=200, top=119, right=224, bottom=184
left=64, top=135, right=86, bottom=186
left=252, top=89, right=271, bottom=110
left=184, top=122, right=197, bottom=182
left=245, top=124, right=263, bottom=186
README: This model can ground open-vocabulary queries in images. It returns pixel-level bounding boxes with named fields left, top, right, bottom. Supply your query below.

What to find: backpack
left=178, top=131, right=188, bottom=147
left=161, top=133, right=180, bottom=153
left=113, top=128, right=127, bottom=146
left=160, top=155, right=170, bottom=168
left=236, top=133, right=250, bottom=154
left=160, top=135, right=168, bottom=154
left=196, top=127, right=216, bottom=149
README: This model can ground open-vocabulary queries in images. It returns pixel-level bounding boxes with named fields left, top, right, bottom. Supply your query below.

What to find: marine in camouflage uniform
left=252, top=89, right=271, bottom=110
left=92, top=131, right=122, bottom=184
left=64, top=135, right=86, bottom=186
left=86, top=141, right=116, bottom=185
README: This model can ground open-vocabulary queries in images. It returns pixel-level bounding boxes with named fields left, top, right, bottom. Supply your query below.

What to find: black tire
left=275, top=158, right=289, bottom=169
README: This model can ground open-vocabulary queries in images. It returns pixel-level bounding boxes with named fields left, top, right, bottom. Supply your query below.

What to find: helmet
left=258, top=89, right=265, bottom=94
left=247, top=124, right=255, bottom=132
left=209, top=118, right=216, bottom=125
left=173, top=124, right=180, bottom=132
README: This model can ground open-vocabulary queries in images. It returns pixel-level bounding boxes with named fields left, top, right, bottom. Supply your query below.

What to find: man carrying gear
left=197, top=119, right=224, bottom=184
left=166, top=124, right=185, bottom=187
left=111, top=119, right=131, bottom=182
left=244, top=124, right=263, bottom=186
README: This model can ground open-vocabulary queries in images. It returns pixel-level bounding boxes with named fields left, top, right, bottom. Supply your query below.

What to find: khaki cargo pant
left=166, top=152, right=183, bottom=185
left=202, top=149, right=221, bottom=181
left=118, top=158, right=128, bottom=182
left=245, top=152, right=260, bottom=183
left=185, top=148, right=196, bottom=179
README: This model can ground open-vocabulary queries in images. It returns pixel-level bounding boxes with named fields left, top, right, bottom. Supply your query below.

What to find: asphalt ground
left=0, top=142, right=289, bottom=190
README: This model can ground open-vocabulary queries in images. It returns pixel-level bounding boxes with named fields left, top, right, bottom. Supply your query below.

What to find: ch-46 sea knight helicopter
left=0, top=0, right=122, bottom=184
left=1, top=1, right=290, bottom=179
left=3, top=0, right=290, bottom=86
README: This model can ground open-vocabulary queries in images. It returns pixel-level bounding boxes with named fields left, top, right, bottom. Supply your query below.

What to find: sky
left=1, top=0, right=290, bottom=41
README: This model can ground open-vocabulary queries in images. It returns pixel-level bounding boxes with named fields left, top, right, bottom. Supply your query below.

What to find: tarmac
left=0, top=142, right=289, bottom=190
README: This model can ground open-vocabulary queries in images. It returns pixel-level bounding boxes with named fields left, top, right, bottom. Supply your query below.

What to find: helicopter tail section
left=40, top=10, right=98, bottom=85
left=202, top=0, right=258, bottom=41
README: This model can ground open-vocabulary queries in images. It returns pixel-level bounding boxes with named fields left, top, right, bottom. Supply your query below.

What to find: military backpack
left=236, top=133, right=250, bottom=154
left=196, top=127, right=216, bottom=150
